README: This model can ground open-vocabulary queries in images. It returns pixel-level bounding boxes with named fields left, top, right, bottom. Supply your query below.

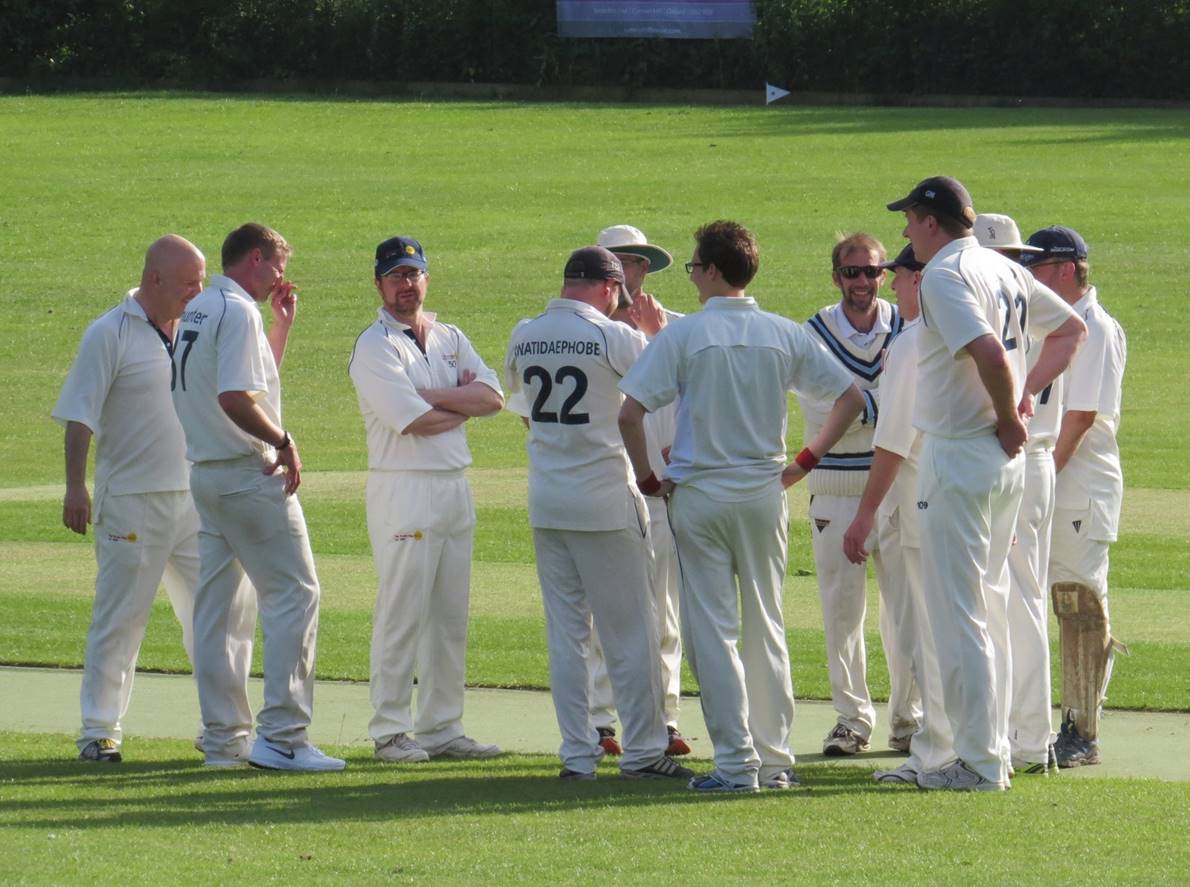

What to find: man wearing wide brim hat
left=586, top=225, right=690, bottom=759
left=974, top=213, right=1045, bottom=263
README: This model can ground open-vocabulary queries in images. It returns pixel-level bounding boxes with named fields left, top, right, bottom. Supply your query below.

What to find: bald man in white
left=53, top=235, right=209, bottom=764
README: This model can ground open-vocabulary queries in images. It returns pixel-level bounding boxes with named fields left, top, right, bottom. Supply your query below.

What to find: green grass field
left=1, top=93, right=1188, bottom=884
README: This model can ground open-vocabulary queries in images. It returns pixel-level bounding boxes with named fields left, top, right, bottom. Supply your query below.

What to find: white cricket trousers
left=533, top=505, right=667, bottom=773
left=811, top=494, right=915, bottom=740
left=77, top=490, right=199, bottom=749
left=366, top=469, right=474, bottom=749
left=1007, top=446, right=1056, bottom=765
left=670, top=482, right=793, bottom=787
left=874, top=508, right=926, bottom=746
left=588, top=496, right=682, bottom=730
left=189, top=457, right=318, bottom=754
left=918, top=434, right=1024, bottom=784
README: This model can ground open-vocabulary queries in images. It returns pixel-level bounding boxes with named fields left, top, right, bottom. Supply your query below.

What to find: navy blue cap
left=887, top=175, right=977, bottom=228
left=880, top=243, right=924, bottom=272
left=375, top=236, right=428, bottom=275
left=1019, top=226, right=1089, bottom=266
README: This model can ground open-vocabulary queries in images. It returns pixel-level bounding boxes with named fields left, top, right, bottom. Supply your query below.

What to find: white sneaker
left=760, top=767, right=802, bottom=790
left=248, top=737, right=346, bottom=772
left=204, top=739, right=250, bottom=768
left=916, top=759, right=1006, bottom=792
left=822, top=723, right=870, bottom=756
left=374, top=733, right=430, bottom=763
left=873, top=762, right=919, bottom=785
left=423, top=735, right=501, bottom=760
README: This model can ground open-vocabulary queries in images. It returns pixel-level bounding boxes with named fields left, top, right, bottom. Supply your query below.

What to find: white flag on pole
left=765, top=83, right=791, bottom=105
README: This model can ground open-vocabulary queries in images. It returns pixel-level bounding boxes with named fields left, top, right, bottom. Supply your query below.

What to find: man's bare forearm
left=418, top=382, right=504, bottom=417
left=402, top=408, right=468, bottom=436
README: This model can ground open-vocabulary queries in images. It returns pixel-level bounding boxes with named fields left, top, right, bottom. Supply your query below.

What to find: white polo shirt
left=915, top=238, right=1076, bottom=439
left=505, top=299, right=648, bottom=531
left=620, top=296, right=853, bottom=501
left=872, top=320, right=923, bottom=548
left=349, top=307, right=502, bottom=471
left=52, top=290, right=190, bottom=497
left=1056, top=287, right=1126, bottom=540
left=171, top=274, right=281, bottom=464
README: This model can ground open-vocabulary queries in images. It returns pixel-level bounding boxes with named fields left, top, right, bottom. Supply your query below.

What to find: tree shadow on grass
left=0, top=753, right=878, bottom=830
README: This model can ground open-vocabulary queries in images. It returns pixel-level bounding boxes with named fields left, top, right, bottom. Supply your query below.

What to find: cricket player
left=504, top=245, right=691, bottom=782
left=801, top=232, right=920, bottom=756
left=53, top=235, right=207, bottom=763
left=1021, top=225, right=1127, bottom=768
left=620, top=221, right=863, bottom=792
left=348, top=235, right=504, bottom=763
left=887, top=177, right=1084, bottom=791
left=584, top=223, right=690, bottom=758
left=976, top=213, right=1060, bottom=775
left=842, top=244, right=956, bottom=785
left=172, top=222, right=343, bottom=772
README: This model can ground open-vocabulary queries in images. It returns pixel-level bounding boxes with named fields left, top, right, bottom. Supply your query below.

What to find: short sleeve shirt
left=171, top=275, right=282, bottom=463
left=915, top=238, right=1076, bottom=438
left=505, top=299, right=648, bottom=531
left=348, top=307, right=502, bottom=471
left=1055, top=287, right=1126, bottom=539
left=52, top=291, right=190, bottom=497
left=620, top=296, right=853, bottom=501
left=872, top=320, right=923, bottom=547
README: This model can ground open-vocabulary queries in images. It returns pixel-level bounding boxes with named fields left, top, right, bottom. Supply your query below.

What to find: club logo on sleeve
left=814, top=519, right=830, bottom=533
left=1072, top=520, right=1082, bottom=533
left=917, top=501, right=929, bottom=510
left=392, top=531, right=424, bottom=542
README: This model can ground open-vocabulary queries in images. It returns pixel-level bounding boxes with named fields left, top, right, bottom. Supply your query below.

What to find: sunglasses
left=836, top=265, right=883, bottom=280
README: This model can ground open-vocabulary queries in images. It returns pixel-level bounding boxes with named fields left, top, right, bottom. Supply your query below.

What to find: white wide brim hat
left=597, top=224, right=673, bottom=272
left=974, top=213, right=1044, bottom=252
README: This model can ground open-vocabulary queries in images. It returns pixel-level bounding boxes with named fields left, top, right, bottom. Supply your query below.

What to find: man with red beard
left=800, top=233, right=921, bottom=758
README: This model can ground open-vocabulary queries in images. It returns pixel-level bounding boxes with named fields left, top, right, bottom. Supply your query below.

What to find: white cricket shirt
left=620, top=296, right=854, bottom=501
left=52, top=290, right=190, bottom=497
left=1056, top=286, right=1126, bottom=540
left=348, top=307, right=502, bottom=471
left=872, top=320, right=923, bottom=548
left=505, top=299, right=648, bottom=531
left=171, top=274, right=282, bottom=463
left=915, top=238, right=1076, bottom=439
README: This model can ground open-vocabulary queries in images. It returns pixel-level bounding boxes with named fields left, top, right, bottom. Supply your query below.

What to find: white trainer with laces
left=375, top=733, right=430, bottom=763
left=916, top=759, right=1005, bottom=792
left=822, top=723, right=870, bottom=756
left=423, top=735, right=501, bottom=760
left=248, top=736, right=346, bottom=772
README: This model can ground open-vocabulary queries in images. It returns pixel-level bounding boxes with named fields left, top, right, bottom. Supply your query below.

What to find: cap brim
left=377, top=257, right=428, bottom=275
left=886, top=195, right=917, bottom=212
left=609, top=245, right=672, bottom=272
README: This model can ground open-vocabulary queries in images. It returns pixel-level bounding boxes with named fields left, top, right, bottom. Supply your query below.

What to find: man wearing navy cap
left=887, top=178, right=1086, bottom=790
left=349, top=235, right=506, bottom=763
left=1021, top=226, right=1128, bottom=769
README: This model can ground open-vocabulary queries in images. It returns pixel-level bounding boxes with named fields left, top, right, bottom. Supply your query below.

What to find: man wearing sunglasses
left=349, top=235, right=505, bottom=765
left=1021, top=226, right=1127, bottom=770
left=887, top=178, right=1085, bottom=790
left=800, top=233, right=921, bottom=759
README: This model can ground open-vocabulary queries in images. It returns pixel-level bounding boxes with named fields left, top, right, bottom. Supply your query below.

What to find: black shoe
left=621, top=755, right=695, bottom=780
left=1054, top=715, right=1100, bottom=768
left=559, top=767, right=596, bottom=781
